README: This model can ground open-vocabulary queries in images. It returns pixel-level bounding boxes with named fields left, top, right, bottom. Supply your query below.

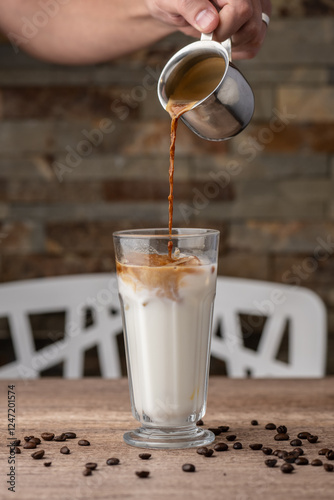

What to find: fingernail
left=195, top=8, right=217, bottom=31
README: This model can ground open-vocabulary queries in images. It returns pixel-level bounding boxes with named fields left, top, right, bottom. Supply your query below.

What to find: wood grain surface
left=1, top=377, right=334, bottom=500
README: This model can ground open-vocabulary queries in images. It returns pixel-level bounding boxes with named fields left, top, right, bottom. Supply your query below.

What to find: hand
left=145, top=0, right=272, bottom=59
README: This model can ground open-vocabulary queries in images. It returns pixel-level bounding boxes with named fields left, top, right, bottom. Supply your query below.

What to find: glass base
left=123, top=425, right=215, bottom=450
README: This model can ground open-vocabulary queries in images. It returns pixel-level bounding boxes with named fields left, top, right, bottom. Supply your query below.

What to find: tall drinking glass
left=113, top=228, right=219, bottom=449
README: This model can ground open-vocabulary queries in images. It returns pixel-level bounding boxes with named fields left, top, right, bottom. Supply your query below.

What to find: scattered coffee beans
left=265, top=459, right=277, bottom=468
left=318, top=448, right=330, bottom=456
left=15, top=447, right=21, bottom=454
left=284, top=454, right=297, bottom=464
left=85, top=463, right=97, bottom=470
left=297, top=431, right=310, bottom=440
left=265, top=423, right=276, bottom=430
left=290, top=439, right=302, bottom=447
left=106, top=458, right=119, bottom=466
left=262, top=447, right=273, bottom=456
left=136, top=470, right=150, bottom=478
left=251, top=420, right=258, bottom=426
left=23, top=442, right=36, bottom=449
left=202, top=449, right=213, bottom=457
left=293, top=448, right=304, bottom=456
left=218, top=426, right=229, bottom=432
left=64, top=432, right=77, bottom=439
left=281, top=463, right=294, bottom=474
left=326, top=450, right=334, bottom=460
left=182, top=464, right=195, bottom=472
left=214, top=442, right=228, bottom=452
left=274, top=450, right=288, bottom=459
left=24, top=436, right=34, bottom=442
left=233, top=442, right=242, bottom=450
left=324, top=463, right=334, bottom=472
left=307, top=435, right=318, bottom=444
left=226, top=435, right=237, bottom=441
left=29, top=437, right=41, bottom=445
left=83, top=468, right=92, bottom=476
left=196, top=419, right=204, bottom=426
left=78, top=440, right=90, bottom=446
left=41, top=432, right=54, bottom=441
left=249, top=443, right=263, bottom=450
left=44, top=462, right=52, bottom=467
left=277, top=426, right=287, bottom=434
left=274, top=433, right=289, bottom=441
left=31, top=450, right=45, bottom=460
left=139, top=453, right=151, bottom=460
left=13, top=439, right=21, bottom=446
left=54, top=434, right=66, bottom=442
left=197, top=447, right=209, bottom=455
left=208, top=428, right=222, bottom=436
left=295, top=457, right=309, bottom=465
left=60, top=446, right=70, bottom=454
left=311, top=459, right=322, bottom=466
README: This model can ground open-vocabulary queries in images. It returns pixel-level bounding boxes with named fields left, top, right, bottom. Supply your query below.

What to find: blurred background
left=0, top=0, right=333, bottom=375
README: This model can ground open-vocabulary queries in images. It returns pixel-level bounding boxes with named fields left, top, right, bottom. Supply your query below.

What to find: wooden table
left=1, top=378, right=333, bottom=499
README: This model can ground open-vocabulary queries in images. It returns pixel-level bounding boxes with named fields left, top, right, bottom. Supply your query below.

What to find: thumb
left=179, top=0, right=219, bottom=32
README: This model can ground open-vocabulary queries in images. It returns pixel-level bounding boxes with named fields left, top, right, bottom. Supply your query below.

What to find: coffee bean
left=83, top=468, right=92, bottom=476
left=60, top=446, right=70, bottom=454
left=41, top=433, right=54, bottom=441
left=208, top=428, right=222, bottom=436
left=196, top=419, right=204, bottom=426
left=249, top=443, right=263, bottom=450
left=203, top=449, right=214, bottom=457
left=324, top=463, right=334, bottom=472
left=290, top=439, right=302, bottom=447
left=136, top=470, right=150, bottom=478
left=281, top=463, right=294, bottom=474
left=139, top=453, right=151, bottom=460
left=23, top=442, right=36, bottom=449
left=24, top=436, right=34, bottom=442
left=214, top=442, right=228, bottom=452
left=54, top=434, right=66, bottom=442
left=293, top=448, right=304, bottom=456
left=15, top=447, right=21, bottom=454
left=251, top=420, right=258, bottom=426
left=85, top=463, right=97, bottom=470
left=274, top=433, right=289, bottom=441
left=311, top=459, right=323, bottom=466
left=265, top=423, right=276, bottom=430
left=307, top=435, right=318, bottom=444
left=262, top=447, right=273, bottom=456
left=106, top=457, right=119, bottom=466
left=233, top=442, right=243, bottom=450
left=295, top=457, right=309, bottom=465
left=44, top=462, right=52, bottom=467
left=318, top=448, right=330, bottom=456
left=284, top=454, right=297, bottom=464
left=182, top=464, right=195, bottom=472
left=64, top=432, right=77, bottom=439
left=13, top=439, right=21, bottom=446
left=226, top=435, right=236, bottom=441
left=29, top=437, right=41, bottom=445
left=275, top=450, right=288, bottom=459
left=78, top=440, right=90, bottom=446
left=290, top=451, right=301, bottom=459
left=326, top=450, right=334, bottom=460
left=277, top=426, right=287, bottom=434
left=218, top=426, right=229, bottom=432
left=31, top=450, right=45, bottom=460
left=197, top=447, right=209, bottom=455
left=265, top=459, right=277, bottom=468
left=297, top=431, right=310, bottom=440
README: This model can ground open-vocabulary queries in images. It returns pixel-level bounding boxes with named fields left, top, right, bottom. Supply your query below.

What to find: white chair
left=0, top=274, right=123, bottom=379
left=0, top=274, right=327, bottom=379
left=211, top=277, right=327, bottom=377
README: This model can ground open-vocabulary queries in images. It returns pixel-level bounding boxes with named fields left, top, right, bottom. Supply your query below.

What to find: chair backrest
left=0, top=275, right=327, bottom=379
left=0, top=274, right=123, bottom=379
left=211, top=277, right=327, bottom=377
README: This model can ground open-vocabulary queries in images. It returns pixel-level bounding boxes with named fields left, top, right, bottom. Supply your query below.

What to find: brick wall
left=0, top=0, right=334, bottom=374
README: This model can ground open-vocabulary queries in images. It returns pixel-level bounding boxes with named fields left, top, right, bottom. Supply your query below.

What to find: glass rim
left=113, top=228, right=220, bottom=239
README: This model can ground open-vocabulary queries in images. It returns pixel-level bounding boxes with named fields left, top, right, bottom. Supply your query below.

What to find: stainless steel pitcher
left=157, top=33, right=254, bottom=141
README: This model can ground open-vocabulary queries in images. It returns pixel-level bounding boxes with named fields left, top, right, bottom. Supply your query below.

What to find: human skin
left=0, top=0, right=272, bottom=64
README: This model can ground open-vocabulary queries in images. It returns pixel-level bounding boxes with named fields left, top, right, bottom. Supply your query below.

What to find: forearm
left=0, top=0, right=175, bottom=64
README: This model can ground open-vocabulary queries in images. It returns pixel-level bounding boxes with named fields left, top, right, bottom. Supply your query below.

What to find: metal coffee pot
left=157, top=33, right=254, bottom=141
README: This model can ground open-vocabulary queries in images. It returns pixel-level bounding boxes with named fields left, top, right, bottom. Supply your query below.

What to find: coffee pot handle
left=200, top=32, right=232, bottom=62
